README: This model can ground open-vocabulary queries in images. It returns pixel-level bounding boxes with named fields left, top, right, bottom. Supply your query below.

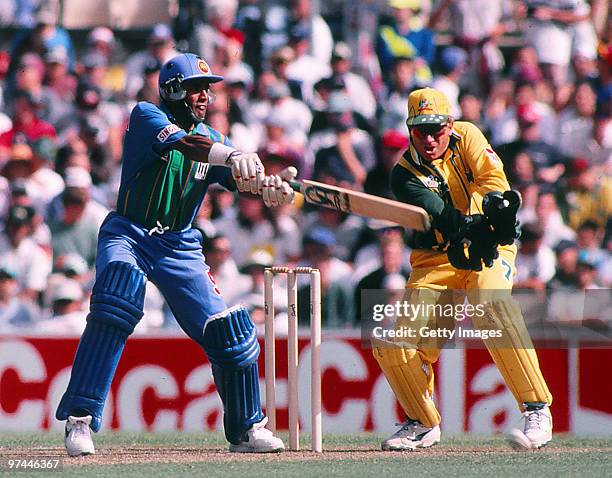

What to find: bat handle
left=288, top=180, right=302, bottom=192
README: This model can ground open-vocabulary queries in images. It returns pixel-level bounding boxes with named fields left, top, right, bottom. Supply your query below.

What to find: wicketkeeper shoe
left=228, top=417, right=285, bottom=453
left=381, top=419, right=441, bottom=451
left=64, top=415, right=95, bottom=456
left=508, top=405, right=553, bottom=450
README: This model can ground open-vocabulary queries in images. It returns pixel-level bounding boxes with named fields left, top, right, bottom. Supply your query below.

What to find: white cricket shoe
left=508, top=405, right=552, bottom=450
left=65, top=415, right=95, bottom=456
left=228, top=417, right=285, bottom=453
left=381, top=419, right=441, bottom=451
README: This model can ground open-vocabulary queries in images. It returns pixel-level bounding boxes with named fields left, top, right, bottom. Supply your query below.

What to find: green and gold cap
left=406, top=88, right=452, bottom=126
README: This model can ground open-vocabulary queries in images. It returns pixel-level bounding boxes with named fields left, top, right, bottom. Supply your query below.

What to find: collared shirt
left=116, top=102, right=233, bottom=231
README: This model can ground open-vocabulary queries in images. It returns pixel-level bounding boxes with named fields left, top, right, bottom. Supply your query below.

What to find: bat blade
left=290, top=179, right=430, bottom=231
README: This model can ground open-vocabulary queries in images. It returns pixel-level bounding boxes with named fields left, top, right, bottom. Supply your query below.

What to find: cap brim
left=406, top=114, right=451, bottom=126
left=183, top=74, right=224, bottom=84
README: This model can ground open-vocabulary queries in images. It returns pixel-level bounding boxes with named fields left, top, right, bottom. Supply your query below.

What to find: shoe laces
left=69, top=417, right=90, bottom=436
left=523, top=409, right=545, bottom=432
left=392, top=419, right=424, bottom=438
left=69, top=419, right=90, bottom=438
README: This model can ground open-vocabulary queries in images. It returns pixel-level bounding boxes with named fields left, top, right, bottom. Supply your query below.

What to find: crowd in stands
left=0, top=0, right=609, bottom=334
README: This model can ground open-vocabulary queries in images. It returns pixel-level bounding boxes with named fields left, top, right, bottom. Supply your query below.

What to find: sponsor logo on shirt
left=157, top=124, right=182, bottom=142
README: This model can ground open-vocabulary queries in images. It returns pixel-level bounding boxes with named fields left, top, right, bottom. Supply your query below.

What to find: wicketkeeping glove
left=446, top=214, right=499, bottom=271
left=482, top=190, right=522, bottom=246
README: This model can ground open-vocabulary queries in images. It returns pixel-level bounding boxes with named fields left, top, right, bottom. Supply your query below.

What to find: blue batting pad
left=56, top=262, right=146, bottom=432
left=203, top=305, right=264, bottom=444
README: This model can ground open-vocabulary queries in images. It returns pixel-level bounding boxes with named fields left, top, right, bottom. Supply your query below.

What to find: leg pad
left=56, top=262, right=146, bottom=431
left=473, top=299, right=552, bottom=408
left=372, top=338, right=441, bottom=428
left=203, top=306, right=264, bottom=444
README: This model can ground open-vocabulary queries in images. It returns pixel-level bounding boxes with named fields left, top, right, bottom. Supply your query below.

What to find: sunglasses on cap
left=410, top=123, right=448, bottom=139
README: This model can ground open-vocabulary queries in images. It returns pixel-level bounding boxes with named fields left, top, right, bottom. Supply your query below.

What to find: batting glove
left=208, top=143, right=265, bottom=194
left=262, top=167, right=297, bottom=208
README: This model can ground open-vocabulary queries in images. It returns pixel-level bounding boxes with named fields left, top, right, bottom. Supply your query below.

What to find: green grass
left=1, top=433, right=610, bottom=477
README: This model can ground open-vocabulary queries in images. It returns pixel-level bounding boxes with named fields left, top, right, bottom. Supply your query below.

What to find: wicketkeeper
left=56, top=53, right=295, bottom=455
left=372, top=88, right=553, bottom=451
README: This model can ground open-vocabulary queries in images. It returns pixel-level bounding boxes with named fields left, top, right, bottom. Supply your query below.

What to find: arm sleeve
left=129, top=102, right=187, bottom=156
left=459, top=122, right=510, bottom=197
left=390, top=163, right=466, bottom=243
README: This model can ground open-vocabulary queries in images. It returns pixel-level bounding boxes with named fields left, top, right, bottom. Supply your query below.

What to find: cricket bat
left=289, top=178, right=430, bottom=231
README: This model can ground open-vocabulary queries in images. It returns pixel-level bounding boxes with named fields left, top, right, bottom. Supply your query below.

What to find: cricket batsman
left=372, top=88, right=553, bottom=451
left=56, top=53, right=294, bottom=455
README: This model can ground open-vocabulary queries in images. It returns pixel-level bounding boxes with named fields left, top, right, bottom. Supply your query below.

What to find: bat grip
left=288, top=180, right=301, bottom=192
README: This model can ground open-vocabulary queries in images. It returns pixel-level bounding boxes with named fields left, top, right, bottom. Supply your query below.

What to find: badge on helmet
left=159, top=53, right=223, bottom=102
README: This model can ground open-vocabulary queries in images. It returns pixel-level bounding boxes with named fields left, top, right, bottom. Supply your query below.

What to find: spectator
left=429, top=0, right=513, bottom=94
left=521, top=0, right=596, bottom=89
left=561, top=158, right=611, bottom=230
left=364, top=129, right=409, bottom=199
left=0, top=204, right=51, bottom=301
left=353, top=221, right=409, bottom=281
left=354, top=234, right=410, bottom=322
left=257, top=115, right=306, bottom=176
left=237, top=248, right=275, bottom=334
left=124, top=24, right=178, bottom=100
left=297, top=243, right=355, bottom=329
left=535, top=188, right=576, bottom=248
left=0, top=89, right=56, bottom=156
left=510, top=46, right=544, bottom=85
left=497, top=102, right=566, bottom=185
left=0, top=261, right=37, bottom=330
left=376, top=0, right=435, bottom=85
left=215, top=29, right=254, bottom=90
left=514, top=223, right=556, bottom=290
left=298, top=226, right=353, bottom=283
left=379, top=56, right=419, bottom=132
left=47, top=167, right=108, bottom=267
left=212, top=194, right=301, bottom=267
left=558, top=81, right=598, bottom=159
left=285, top=22, right=332, bottom=105
left=547, top=251, right=609, bottom=325
left=329, top=42, right=377, bottom=122
left=269, top=46, right=302, bottom=101
left=203, top=234, right=251, bottom=306
left=247, top=80, right=312, bottom=152
left=44, top=46, right=77, bottom=104
left=431, top=46, right=468, bottom=119
left=288, top=0, right=333, bottom=65
left=190, top=0, right=239, bottom=68
left=7, top=53, right=71, bottom=123
left=489, top=79, right=557, bottom=146
left=38, top=277, right=87, bottom=334
left=548, top=240, right=579, bottom=289
left=311, top=92, right=376, bottom=187
left=1, top=143, right=62, bottom=214
left=458, top=89, right=485, bottom=130
left=9, top=2, right=75, bottom=74
left=575, top=220, right=608, bottom=272
left=136, top=59, right=162, bottom=104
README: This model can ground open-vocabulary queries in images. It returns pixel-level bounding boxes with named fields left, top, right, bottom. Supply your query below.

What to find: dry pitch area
left=0, top=433, right=610, bottom=477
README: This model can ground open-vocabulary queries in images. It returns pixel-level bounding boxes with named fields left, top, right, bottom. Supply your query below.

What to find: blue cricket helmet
left=159, top=53, right=223, bottom=101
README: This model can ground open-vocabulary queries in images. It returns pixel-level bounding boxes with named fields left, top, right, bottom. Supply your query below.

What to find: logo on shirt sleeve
left=484, top=147, right=500, bottom=163
left=157, top=124, right=182, bottom=142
